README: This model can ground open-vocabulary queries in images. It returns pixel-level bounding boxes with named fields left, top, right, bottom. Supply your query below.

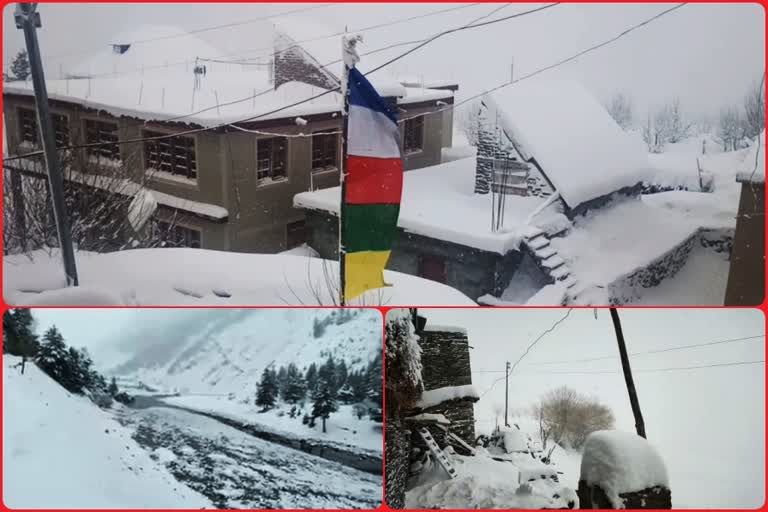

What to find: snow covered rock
left=578, top=430, right=671, bottom=509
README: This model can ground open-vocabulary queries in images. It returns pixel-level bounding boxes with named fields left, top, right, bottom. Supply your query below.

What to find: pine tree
left=318, top=355, right=337, bottom=396
left=66, top=347, right=84, bottom=392
left=311, top=376, right=338, bottom=433
left=10, top=50, right=30, bottom=81
left=283, top=363, right=306, bottom=404
left=256, top=367, right=278, bottom=411
left=305, top=362, right=318, bottom=395
left=108, top=376, right=119, bottom=397
left=366, top=356, right=383, bottom=423
left=276, top=365, right=289, bottom=400
left=335, top=359, right=348, bottom=392
left=78, top=348, right=95, bottom=390
left=348, top=370, right=367, bottom=402
left=337, top=382, right=356, bottom=404
left=36, top=326, right=69, bottom=385
left=3, top=309, right=40, bottom=373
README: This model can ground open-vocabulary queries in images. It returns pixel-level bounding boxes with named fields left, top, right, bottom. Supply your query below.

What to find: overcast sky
left=3, top=3, right=764, bottom=117
left=415, top=307, right=765, bottom=506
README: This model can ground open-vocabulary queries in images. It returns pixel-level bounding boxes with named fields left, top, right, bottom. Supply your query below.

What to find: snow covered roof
left=485, top=79, right=651, bottom=209
left=423, top=325, right=468, bottom=335
left=736, top=131, right=765, bottom=184
left=295, top=157, right=545, bottom=254
left=580, top=430, right=669, bottom=508
left=67, top=25, right=224, bottom=79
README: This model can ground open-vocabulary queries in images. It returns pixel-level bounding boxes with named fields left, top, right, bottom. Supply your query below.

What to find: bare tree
left=605, top=92, right=633, bottom=130
left=743, top=76, right=765, bottom=141
left=531, top=386, right=615, bottom=450
left=642, top=98, right=692, bottom=152
left=716, top=106, right=745, bottom=152
left=3, top=149, right=182, bottom=256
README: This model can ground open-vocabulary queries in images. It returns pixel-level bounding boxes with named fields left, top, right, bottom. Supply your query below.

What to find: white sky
left=415, top=307, right=765, bottom=507
left=2, top=3, right=765, bottom=118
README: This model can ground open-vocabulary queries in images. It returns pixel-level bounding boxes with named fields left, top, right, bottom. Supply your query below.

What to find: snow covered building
left=725, top=131, right=765, bottom=305
left=3, top=25, right=455, bottom=254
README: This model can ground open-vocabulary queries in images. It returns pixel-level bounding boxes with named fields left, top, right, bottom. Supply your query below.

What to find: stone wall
left=577, top=481, right=672, bottom=509
left=385, top=415, right=411, bottom=509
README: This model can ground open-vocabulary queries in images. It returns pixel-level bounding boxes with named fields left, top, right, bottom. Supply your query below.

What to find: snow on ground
left=296, top=157, right=544, bottom=254
left=2, top=355, right=209, bottom=509
left=580, top=430, right=669, bottom=508
left=163, top=396, right=381, bottom=454
left=3, top=249, right=475, bottom=306
left=405, top=445, right=576, bottom=509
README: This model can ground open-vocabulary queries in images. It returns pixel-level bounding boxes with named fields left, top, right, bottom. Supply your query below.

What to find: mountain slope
left=109, top=309, right=381, bottom=396
left=2, top=355, right=209, bottom=508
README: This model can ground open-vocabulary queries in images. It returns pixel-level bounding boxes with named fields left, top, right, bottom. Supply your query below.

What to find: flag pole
left=339, top=34, right=362, bottom=307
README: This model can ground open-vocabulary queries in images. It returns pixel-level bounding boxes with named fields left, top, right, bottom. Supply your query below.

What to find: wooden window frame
left=143, top=129, right=198, bottom=181
left=18, top=107, right=70, bottom=149
left=83, top=118, right=120, bottom=161
left=256, top=136, right=288, bottom=182
left=152, top=219, right=202, bottom=249
left=403, top=115, right=425, bottom=154
left=311, top=130, right=338, bottom=172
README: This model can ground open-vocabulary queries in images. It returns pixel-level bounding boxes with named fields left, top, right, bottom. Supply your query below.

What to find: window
left=144, top=130, right=197, bottom=180
left=84, top=119, right=120, bottom=160
left=418, top=254, right=446, bottom=284
left=18, top=108, right=38, bottom=145
left=311, top=131, right=338, bottom=171
left=286, top=220, right=308, bottom=249
left=18, top=108, right=70, bottom=149
left=256, top=137, right=287, bottom=181
left=403, top=116, right=424, bottom=154
left=153, top=220, right=202, bottom=248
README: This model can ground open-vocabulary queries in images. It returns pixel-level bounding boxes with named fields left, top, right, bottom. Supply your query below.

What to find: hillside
left=109, top=309, right=381, bottom=398
left=2, top=355, right=209, bottom=508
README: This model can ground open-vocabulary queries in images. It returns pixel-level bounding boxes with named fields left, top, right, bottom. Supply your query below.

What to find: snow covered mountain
left=2, top=355, right=209, bottom=508
left=108, top=309, right=381, bottom=396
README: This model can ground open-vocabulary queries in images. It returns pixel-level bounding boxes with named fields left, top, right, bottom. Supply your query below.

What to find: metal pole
left=15, top=3, right=78, bottom=286
left=609, top=308, right=646, bottom=438
left=504, top=360, right=510, bottom=427
left=338, top=39, right=351, bottom=307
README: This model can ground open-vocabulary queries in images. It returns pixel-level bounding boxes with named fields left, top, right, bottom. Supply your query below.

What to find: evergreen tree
left=3, top=309, right=39, bottom=368
left=311, top=376, right=338, bottom=433
left=337, top=382, right=356, bottom=404
left=283, top=363, right=306, bottom=404
left=77, top=348, right=96, bottom=390
left=36, top=326, right=69, bottom=385
left=10, top=50, right=30, bottom=81
left=318, top=355, right=337, bottom=396
left=276, top=365, right=289, bottom=400
left=366, top=356, right=383, bottom=423
left=305, top=362, right=318, bottom=395
left=348, top=370, right=367, bottom=402
left=255, top=367, right=278, bottom=411
left=335, top=359, right=348, bottom=392
left=65, top=346, right=84, bottom=392
left=108, top=377, right=119, bottom=397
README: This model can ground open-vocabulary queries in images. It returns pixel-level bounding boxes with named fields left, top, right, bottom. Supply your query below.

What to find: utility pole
left=609, top=308, right=646, bottom=438
left=504, top=360, right=511, bottom=427
left=15, top=3, right=78, bottom=286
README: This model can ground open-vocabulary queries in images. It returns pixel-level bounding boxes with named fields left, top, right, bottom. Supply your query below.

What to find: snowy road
left=116, top=406, right=381, bottom=509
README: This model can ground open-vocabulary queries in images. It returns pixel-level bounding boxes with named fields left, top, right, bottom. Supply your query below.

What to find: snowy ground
left=117, top=405, right=381, bottom=509
left=3, top=249, right=475, bottom=306
left=2, top=355, right=210, bottom=509
left=163, top=396, right=382, bottom=455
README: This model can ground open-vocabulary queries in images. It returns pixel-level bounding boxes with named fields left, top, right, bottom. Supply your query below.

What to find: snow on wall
left=580, top=430, right=669, bottom=508
left=423, top=325, right=468, bottom=334
left=416, top=384, right=479, bottom=409
left=485, top=79, right=650, bottom=209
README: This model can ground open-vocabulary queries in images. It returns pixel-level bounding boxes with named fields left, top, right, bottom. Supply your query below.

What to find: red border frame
left=0, top=1, right=766, bottom=511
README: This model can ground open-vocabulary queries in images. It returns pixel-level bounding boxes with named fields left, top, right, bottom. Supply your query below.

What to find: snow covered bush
left=605, top=92, right=633, bottom=130
left=532, top=386, right=615, bottom=450
left=385, top=309, right=423, bottom=415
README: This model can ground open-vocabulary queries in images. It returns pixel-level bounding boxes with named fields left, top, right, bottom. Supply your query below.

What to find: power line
left=528, top=334, right=765, bottom=366
left=519, top=360, right=765, bottom=376
left=479, top=309, right=573, bottom=398
left=3, top=3, right=558, bottom=163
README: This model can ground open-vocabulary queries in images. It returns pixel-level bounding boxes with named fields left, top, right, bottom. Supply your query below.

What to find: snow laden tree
left=3, top=309, right=40, bottom=373
left=385, top=309, right=424, bottom=509
left=643, top=98, right=692, bottom=152
left=108, top=377, right=119, bottom=397
left=256, top=367, right=279, bottom=411
left=605, top=92, right=633, bottom=130
left=305, top=362, right=319, bottom=396
left=311, top=376, right=339, bottom=433
left=283, top=363, right=306, bottom=404
left=743, top=76, right=766, bottom=141
left=10, top=50, right=30, bottom=81
left=717, top=106, right=745, bottom=151
left=337, top=382, right=356, bottom=404
left=36, top=326, right=70, bottom=386
left=318, top=355, right=338, bottom=394
left=365, top=355, right=383, bottom=422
